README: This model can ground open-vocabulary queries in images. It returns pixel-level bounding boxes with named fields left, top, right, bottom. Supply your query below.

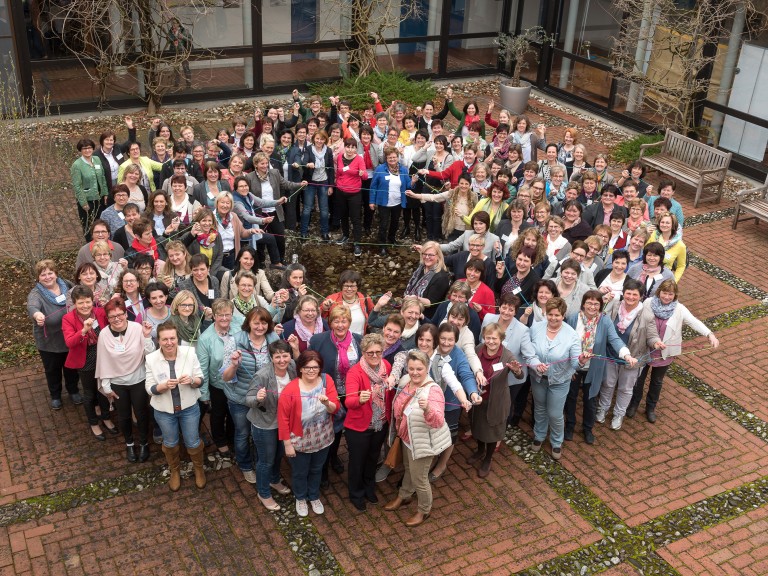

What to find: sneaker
left=354, top=244, right=362, bottom=257
left=310, top=499, right=325, bottom=515
left=595, top=407, right=606, bottom=424
left=335, top=235, right=349, bottom=245
left=552, top=446, right=562, bottom=460
left=295, top=499, right=308, bottom=517
left=70, top=393, right=84, bottom=405
left=50, top=399, right=63, bottom=410
left=242, top=469, right=257, bottom=484
left=375, top=464, right=391, bottom=483
left=611, top=415, right=623, bottom=430
left=531, top=439, right=543, bottom=453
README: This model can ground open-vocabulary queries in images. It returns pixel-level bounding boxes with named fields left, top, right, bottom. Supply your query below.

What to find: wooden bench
left=638, top=129, right=732, bottom=208
left=733, top=174, right=768, bottom=229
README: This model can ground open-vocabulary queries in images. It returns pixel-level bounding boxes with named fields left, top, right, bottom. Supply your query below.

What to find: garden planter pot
left=499, top=80, right=532, bottom=114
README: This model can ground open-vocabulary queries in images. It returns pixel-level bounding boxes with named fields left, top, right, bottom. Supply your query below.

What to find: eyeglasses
left=303, top=366, right=320, bottom=371
left=364, top=351, right=383, bottom=357
left=179, top=303, right=195, bottom=308
left=342, top=284, right=357, bottom=289
left=532, top=186, right=545, bottom=191
left=123, top=279, right=138, bottom=284
left=422, top=253, right=437, bottom=258
left=469, top=244, right=484, bottom=248
left=107, top=312, right=127, bottom=321
left=300, top=308, right=318, bottom=314
left=215, top=313, right=233, bottom=319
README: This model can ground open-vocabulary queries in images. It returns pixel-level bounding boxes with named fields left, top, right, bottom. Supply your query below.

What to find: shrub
left=308, top=71, right=436, bottom=111
left=611, top=133, right=664, bottom=165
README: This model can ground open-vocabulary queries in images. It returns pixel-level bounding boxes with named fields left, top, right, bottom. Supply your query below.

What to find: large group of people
left=27, top=88, right=721, bottom=525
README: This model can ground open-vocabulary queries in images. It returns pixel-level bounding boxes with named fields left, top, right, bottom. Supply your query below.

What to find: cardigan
left=445, top=100, right=486, bottom=138
left=62, top=307, right=108, bottom=369
left=95, top=128, right=136, bottom=191
left=181, top=231, right=225, bottom=281
left=480, top=315, right=534, bottom=385
left=27, top=280, right=74, bottom=353
left=440, top=230, right=500, bottom=258
left=222, top=330, right=280, bottom=404
left=644, top=302, right=711, bottom=361
left=321, top=291, right=375, bottom=332
left=144, top=346, right=204, bottom=413
left=369, top=163, right=410, bottom=208
left=605, top=303, right=654, bottom=367
left=426, top=301, right=481, bottom=343
left=196, top=322, right=239, bottom=401
left=245, top=168, right=304, bottom=222
left=527, top=321, right=581, bottom=386
left=117, top=157, right=164, bottom=192
left=244, top=360, right=298, bottom=429
left=583, top=202, right=628, bottom=229
left=403, top=269, right=451, bottom=318
left=444, top=251, right=495, bottom=285
left=70, top=156, right=109, bottom=206
left=278, top=375, right=340, bottom=441
left=343, top=359, right=393, bottom=431
left=191, top=180, right=233, bottom=209
left=334, top=154, right=367, bottom=193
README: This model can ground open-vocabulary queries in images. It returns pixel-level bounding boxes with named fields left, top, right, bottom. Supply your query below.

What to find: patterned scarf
left=617, top=301, right=642, bottom=334
left=639, top=263, right=662, bottom=285
left=579, top=312, right=599, bottom=355
left=294, top=316, right=323, bottom=344
left=197, top=230, right=217, bottom=248
left=650, top=297, right=677, bottom=320
left=233, top=294, right=257, bottom=316
left=360, top=360, right=387, bottom=431
left=404, top=264, right=436, bottom=298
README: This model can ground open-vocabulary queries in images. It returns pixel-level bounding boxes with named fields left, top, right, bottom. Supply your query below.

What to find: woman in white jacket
left=627, top=279, right=719, bottom=423
left=145, top=321, right=206, bottom=491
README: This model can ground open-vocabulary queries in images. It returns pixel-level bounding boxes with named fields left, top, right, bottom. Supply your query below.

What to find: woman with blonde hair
left=404, top=241, right=451, bottom=318
left=169, top=290, right=204, bottom=348
left=159, top=240, right=191, bottom=300
left=406, top=172, right=477, bottom=241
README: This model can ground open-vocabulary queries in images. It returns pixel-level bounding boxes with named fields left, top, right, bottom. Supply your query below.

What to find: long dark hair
left=233, top=246, right=261, bottom=273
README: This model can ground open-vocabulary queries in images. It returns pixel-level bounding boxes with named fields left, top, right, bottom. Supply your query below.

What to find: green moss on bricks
left=682, top=303, right=768, bottom=341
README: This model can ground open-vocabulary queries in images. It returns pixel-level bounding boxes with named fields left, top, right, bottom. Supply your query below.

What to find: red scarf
left=362, top=144, right=373, bottom=170
left=130, top=236, right=158, bottom=260
left=464, top=114, right=480, bottom=127
left=331, top=330, right=353, bottom=382
left=197, top=231, right=217, bottom=248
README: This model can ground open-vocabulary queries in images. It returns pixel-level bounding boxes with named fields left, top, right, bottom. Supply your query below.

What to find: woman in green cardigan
left=71, top=138, right=109, bottom=240
left=442, top=87, right=486, bottom=139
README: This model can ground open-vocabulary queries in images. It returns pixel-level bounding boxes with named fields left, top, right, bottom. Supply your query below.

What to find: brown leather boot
left=405, top=511, right=429, bottom=527
left=188, top=443, right=207, bottom=489
left=384, top=496, right=411, bottom=511
left=162, top=445, right=181, bottom=492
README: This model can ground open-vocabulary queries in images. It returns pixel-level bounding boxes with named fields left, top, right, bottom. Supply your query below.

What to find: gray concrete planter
left=499, top=80, right=532, bottom=114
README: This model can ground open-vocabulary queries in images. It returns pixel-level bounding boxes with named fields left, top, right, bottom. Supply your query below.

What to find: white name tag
left=55, top=294, right=66, bottom=304
left=385, top=175, right=393, bottom=181
left=92, top=319, right=99, bottom=329
left=501, top=234, right=510, bottom=242
left=125, top=299, right=132, bottom=308
left=512, top=287, right=522, bottom=295
left=157, top=372, right=169, bottom=383
left=95, top=165, right=101, bottom=170
left=404, top=402, right=415, bottom=417
left=207, top=191, right=215, bottom=199
left=114, top=342, right=126, bottom=353
left=181, top=340, right=190, bottom=347
left=492, top=362, right=504, bottom=372
left=587, top=199, right=593, bottom=205
left=654, top=274, right=663, bottom=281
left=342, top=166, right=349, bottom=172
left=118, top=212, right=125, bottom=220
left=116, top=153, right=123, bottom=160
left=208, top=289, right=215, bottom=299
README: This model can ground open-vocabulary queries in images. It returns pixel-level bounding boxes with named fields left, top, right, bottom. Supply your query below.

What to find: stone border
left=688, top=253, right=768, bottom=301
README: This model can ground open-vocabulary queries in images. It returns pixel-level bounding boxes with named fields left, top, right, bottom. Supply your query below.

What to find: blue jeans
left=290, top=445, right=330, bottom=501
left=531, top=377, right=570, bottom=448
left=251, top=425, right=284, bottom=498
left=301, top=183, right=329, bottom=235
left=227, top=400, right=253, bottom=471
left=154, top=402, right=202, bottom=449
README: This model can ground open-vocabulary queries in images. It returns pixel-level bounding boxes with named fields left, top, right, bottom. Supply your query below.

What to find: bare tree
left=55, top=0, right=212, bottom=112
left=610, top=0, right=765, bottom=139
left=0, top=71, right=73, bottom=277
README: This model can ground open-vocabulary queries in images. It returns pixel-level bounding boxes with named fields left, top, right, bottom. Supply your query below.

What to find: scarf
left=360, top=360, right=388, bottom=431
left=233, top=294, right=257, bottom=316
left=172, top=313, right=202, bottom=343
left=464, top=114, right=480, bottom=128
left=579, top=312, right=599, bottom=355
left=401, top=321, right=420, bottom=341
left=130, top=236, right=157, bottom=260
left=404, top=264, right=436, bottom=298
left=532, top=302, right=546, bottom=323
left=36, top=278, right=69, bottom=306
left=331, top=330, right=353, bottom=383
left=479, top=345, right=502, bottom=382
left=639, top=263, right=662, bottom=285
left=197, top=230, right=217, bottom=248
left=492, top=137, right=510, bottom=160
left=650, top=297, right=677, bottom=320
left=171, top=194, right=190, bottom=223
left=362, top=144, right=373, bottom=169
left=617, top=301, right=642, bottom=334
left=217, top=211, right=231, bottom=229
left=383, top=339, right=401, bottom=359
left=652, top=229, right=682, bottom=251
left=95, top=322, right=147, bottom=380
left=76, top=313, right=100, bottom=346
left=294, top=316, right=323, bottom=343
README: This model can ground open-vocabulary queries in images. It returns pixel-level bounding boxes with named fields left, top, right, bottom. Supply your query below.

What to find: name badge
left=116, top=153, right=123, bottom=160
left=157, top=372, right=169, bottom=383
left=95, top=165, right=101, bottom=170
left=207, top=191, right=215, bottom=199
left=587, top=199, right=593, bottom=205
left=343, top=166, right=349, bottom=172
left=512, top=287, right=522, bottom=295
left=92, top=319, right=99, bottom=329
left=208, top=289, right=215, bottom=299
left=385, top=175, right=393, bottom=181
left=125, top=299, right=132, bottom=308
left=114, top=342, right=126, bottom=353
left=492, top=362, right=504, bottom=372
left=654, top=274, right=663, bottom=281
left=502, top=340, right=508, bottom=348
left=404, top=402, right=415, bottom=417
left=501, top=234, right=510, bottom=242
left=55, top=294, right=66, bottom=304
left=118, top=212, right=125, bottom=220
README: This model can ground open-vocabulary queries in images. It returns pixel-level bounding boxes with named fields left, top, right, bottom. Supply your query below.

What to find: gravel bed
left=688, top=253, right=768, bottom=301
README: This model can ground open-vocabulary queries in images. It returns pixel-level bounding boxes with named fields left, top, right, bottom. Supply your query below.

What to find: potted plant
left=495, top=26, right=551, bottom=114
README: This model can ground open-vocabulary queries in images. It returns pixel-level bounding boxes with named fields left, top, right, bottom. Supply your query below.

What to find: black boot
left=138, top=443, right=150, bottom=462
left=126, top=444, right=138, bottom=463
left=414, top=228, right=422, bottom=242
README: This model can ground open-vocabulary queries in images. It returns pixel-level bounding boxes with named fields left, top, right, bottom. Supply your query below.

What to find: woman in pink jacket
left=334, top=138, right=368, bottom=257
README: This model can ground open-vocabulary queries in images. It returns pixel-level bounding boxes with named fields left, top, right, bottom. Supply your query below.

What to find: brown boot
left=188, top=442, right=207, bottom=489
left=162, top=445, right=181, bottom=492
left=384, top=496, right=411, bottom=511
left=405, top=511, right=429, bottom=527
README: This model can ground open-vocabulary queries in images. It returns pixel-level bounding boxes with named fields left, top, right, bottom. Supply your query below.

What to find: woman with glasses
left=95, top=300, right=155, bottom=463
left=283, top=295, right=329, bottom=354
left=279, top=350, right=340, bottom=517
left=404, top=241, right=451, bottom=319
left=170, top=290, right=204, bottom=348
left=320, top=270, right=375, bottom=335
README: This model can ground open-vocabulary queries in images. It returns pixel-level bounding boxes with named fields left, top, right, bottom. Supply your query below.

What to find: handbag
left=384, top=437, right=402, bottom=469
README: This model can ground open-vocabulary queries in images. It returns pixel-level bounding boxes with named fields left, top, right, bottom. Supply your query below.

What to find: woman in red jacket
left=344, top=333, right=393, bottom=511
left=334, top=138, right=368, bottom=256
left=61, top=285, right=117, bottom=440
left=279, top=350, right=340, bottom=517
left=321, top=269, right=375, bottom=335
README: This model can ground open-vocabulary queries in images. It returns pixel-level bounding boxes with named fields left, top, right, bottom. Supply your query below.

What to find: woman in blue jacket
left=369, top=146, right=412, bottom=256
left=564, top=290, right=636, bottom=445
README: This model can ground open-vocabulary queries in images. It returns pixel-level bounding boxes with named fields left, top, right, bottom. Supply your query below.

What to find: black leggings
left=209, top=385, right=234, bottom=449
left=79, top=368, right=111, bottom=426
left=39, top=350, right=79, bottom=400
left=336, top=191, right=363, bottom=243
left=112, top=381, right=149, bottom=445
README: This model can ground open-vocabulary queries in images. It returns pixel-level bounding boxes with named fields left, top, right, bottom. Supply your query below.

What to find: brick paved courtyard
left=1, top=95, right=767, bottom=575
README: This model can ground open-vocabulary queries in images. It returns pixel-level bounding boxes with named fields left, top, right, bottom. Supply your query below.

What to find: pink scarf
left=639, top=263, right=661, bottom=285
left=295, top=316, right=323, bottom=344
left=331, top=330, right=353, bottom=381
left=617, top=301, right=642, bottom=334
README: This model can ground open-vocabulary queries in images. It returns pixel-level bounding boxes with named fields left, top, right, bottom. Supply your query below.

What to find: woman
left=159, top=241, right=191, bottom=301
left=283, top=295, right=329, bottom=353
left=220, top=246, right=274, bottom=302
left=170, top=290, right=204, bottom=347
left=142, top=281, right=172, bottom=343
left=544, top=216, right=571, bottom=261
left=443, top=234, right=495, bottom=285
left=179, top=254, right=220, bottom=329
left=511, top=115, right=546, bottom=163
left=647, top=213, right=686, bottom=282
left=91, top=241, right=126, bottom=298
left=627, top=242, right=674, bottom=301
left=384, top=350, right=451, bottom=527
left=620, top=227, right=649, bottom=269
left=214, top=192, right=246, bottom=271
left=554, top=259, right=590, bottom=317
left=404, top=241, right=451, bottom=318
left=307, top=305, right=363, bottom=485
left=168, top=175, right=201, bottom=226
left=368, top=294, right=423, bottom=349
left=244, top=340, right=297, bottom=510
left=495, top=201, right=531, bottom=257
left=71, top=138, right=109, bottom=238
left=278, top=263, right=309, bottom=323
left=320, top=270, right=375, bottom=335
left=450, top=134, right=464, bottom=161
left=279, top=350, right=340, bottom=516
left=121, top=164, right=151, bottom=212
left=625, top=199, right=650, bottom=233
left=628, top=280, right=719, bottom=423
left=595, top=249, right=630, bottom=304
left=192, top=161, right=232, bottom=209
left=62, top=285, right=116, bottom=439
left=463, top=258, right=496, bottom=321
left=564, top=290, right=635, bottom=445
left=230, top=270, right=284, bottom=327
left=344, top=333, right=393, bottom=511
left=561, top=200, right=594, bottom=244
left=72, top=262, right=110, bottom=308
left=145, top=321, right=206, bottom=490
left=406, top=173, right=477, bottom=242
left=221, top=153, right=247, bottom=190
left=566, top=144, right=590, bottom=181
left=114, top=269, right=146, bottom=322
left=301, top=131, right=335, bottom=241
left=468, top=323, right=521, bottom=477
left=222, top=306, right=281, bottom=484
left=369, top=146, right=410, bottom=255
left=443, top=88, right=486, bottom=138
left=464, top=181, right=510, bottom=233
left=494, top=246, right=541, bottom=305
left=438, top=211, right=499, bottom=257
left=181, top=207, right=225, bottom=280
left=334, top=138, right=367, bottom=255
left=146, top=189, right=181, bottom=242
left=230, top=175, right=285, bottom=269
left=421, top=135, right=453, bottom=241
left=28, top=260, right=81, bottom=409
left=527, top=297, right=581, bottom=460
left=557, top=126, right=578, bottom=165
left=96, top=300, right=155, bottom=462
